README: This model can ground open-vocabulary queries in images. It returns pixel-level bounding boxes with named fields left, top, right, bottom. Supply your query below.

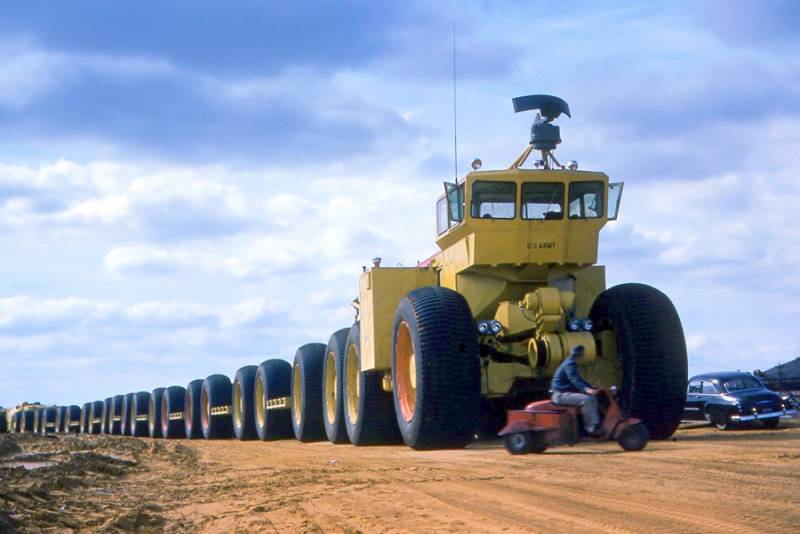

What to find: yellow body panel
left=359, top=267, right=437, bottom=371
left=355, top=165, right=620, bottom=394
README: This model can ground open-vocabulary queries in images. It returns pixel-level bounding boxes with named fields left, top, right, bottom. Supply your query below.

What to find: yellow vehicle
left=283, top=95, right=688, bottom=449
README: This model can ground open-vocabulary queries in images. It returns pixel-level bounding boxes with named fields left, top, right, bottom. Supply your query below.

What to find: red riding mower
left=499, top=387, right=650, bottom=454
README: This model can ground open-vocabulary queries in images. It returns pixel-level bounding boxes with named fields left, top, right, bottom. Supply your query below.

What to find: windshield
left=522, top=182, right=563, bottom=220
left=568, top=181, right=604, bottom=219
left=471, top=181, right=515, bottom=219
left=722, top=376, right=762, bottom=392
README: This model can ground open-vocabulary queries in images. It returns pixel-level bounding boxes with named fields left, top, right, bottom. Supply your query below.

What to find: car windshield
left=722, top=376, right=762, bottom=392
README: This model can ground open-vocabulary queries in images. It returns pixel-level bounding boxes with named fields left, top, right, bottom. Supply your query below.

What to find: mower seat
left=525, top=400, right=579, bottom=417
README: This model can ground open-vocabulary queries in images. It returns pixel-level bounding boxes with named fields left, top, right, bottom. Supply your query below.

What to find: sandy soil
left=1, top=419, right=799, bottom=533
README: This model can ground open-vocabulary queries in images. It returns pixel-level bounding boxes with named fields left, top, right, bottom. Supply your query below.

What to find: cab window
left=436, top=197, right=448, bottom=234
left=471, top=181, right=515, bottom=219
left=701, top=381, right=719, bottom=395
left=437, top=182, right=465, bottom=235
left=522, top=182, right=564, bottom=220
left=568, top=181, right=604, bottom=219
left=687, top=381, right=702, bottom=394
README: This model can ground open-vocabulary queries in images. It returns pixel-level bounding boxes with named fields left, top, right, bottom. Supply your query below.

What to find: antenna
left=452, top=18, right=458, bottom=181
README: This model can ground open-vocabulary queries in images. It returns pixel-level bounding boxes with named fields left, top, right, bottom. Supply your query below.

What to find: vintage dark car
left=684, top=372, right=797, bottom=430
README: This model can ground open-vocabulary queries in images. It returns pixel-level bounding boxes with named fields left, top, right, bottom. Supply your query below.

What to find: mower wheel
left=254, top=359, right=293, bottom=441
left=185, top=379, right=204, bottom=439
left=343, top=323, right=401, bottom=446
left=291, top=343, right=327, bottom=442
left=391, top=286, right=481, bottom=449
left=161, top=386, right=187, bottom=439
left=617, top=423, right=649, bottom=451
left=590, top=283, right=688, bottom=440
left=504, top=431, right=548, bottom=455
left=323, top=328, right=350, bottom=444
left=232, top=365, right=258, bottom=440
left=201, top=374, right=233, bottom=439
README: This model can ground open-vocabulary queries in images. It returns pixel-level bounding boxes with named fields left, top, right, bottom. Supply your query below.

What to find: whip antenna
left=452, top=18, right=458, bottom=181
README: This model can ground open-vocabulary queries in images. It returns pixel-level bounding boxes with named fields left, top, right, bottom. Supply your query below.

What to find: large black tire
left=89, top=401, right=104, bottom=434
left=121, top=393, right=135, bottom=436
left=343, top=323, right=401, bottom=446
left=42, top=407, right=57, bottom=434
left=21, top=410, right=35, bottom=433
left=201, top=374, right=233, bottom=439
left=148, top=388, right=165, bottom=438
left=254, top=360, right=293, bottom=441
left=391, top=286, right=481, bottom=449
left=232, top=365, right=258, bottom=440
left=323, top=328, right=351, bottom=444
left=33, top=409, right=43, bottom=434
left=590, top=283, right=688, bottom=440
left=161, top=386, right=187, bottom=439
left=0, top=413, right=5, bottom=433
left=101, top=397, right=112, bottom=434
left=185, top=379, right=204, bottom=439
left=80, top=403, right=91, bottom=434
left=64, top=405, right=81, bottom=433
left=108, top=395, right=124, bottom=435
left=55, top=406, right=67, bottom=433
left=129, top=392, right=151, bottom=437
left=291, top=343, right=327, bottom=442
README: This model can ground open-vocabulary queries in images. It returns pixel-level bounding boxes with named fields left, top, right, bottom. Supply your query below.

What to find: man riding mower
left=499, top=346, right=650, bottom=454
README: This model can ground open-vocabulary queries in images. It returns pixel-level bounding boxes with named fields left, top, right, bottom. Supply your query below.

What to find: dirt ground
left=1, top=419, right=799, bottom=533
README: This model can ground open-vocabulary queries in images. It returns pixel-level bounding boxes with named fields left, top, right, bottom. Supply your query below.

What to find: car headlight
left=568, top=318, right=580, bottom=331
left=489, top=320, right=503, bottom=334
left=582, top=319, right=593, bottom=331
left=477, top=321, right=489, bottom=335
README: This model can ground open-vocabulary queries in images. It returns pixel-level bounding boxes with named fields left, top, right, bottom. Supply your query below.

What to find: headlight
left=582, top=319, right=593, bottom=331
left=477, top=321, right=490, bottom=335
left=568, top=318, right=580, bottom=331
left=489, top=320, right=503, bottom=334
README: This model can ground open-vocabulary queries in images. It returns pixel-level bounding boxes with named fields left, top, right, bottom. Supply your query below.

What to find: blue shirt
left=550, top=356, right=592, bottom=393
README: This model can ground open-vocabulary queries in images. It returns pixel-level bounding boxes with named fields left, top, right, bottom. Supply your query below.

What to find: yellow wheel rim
left=345, top=343, right=360, bottom=425
left=325, top=350, right=338, bottom=425
left=395, top=321, right=416, bottom=423
left=201, top=387, right=209, bottom=429
left=255, top=376, right=266, bottom=429
left=233, top=381, right=243, bottom=428
left=292, top=363, right=302, bottom=427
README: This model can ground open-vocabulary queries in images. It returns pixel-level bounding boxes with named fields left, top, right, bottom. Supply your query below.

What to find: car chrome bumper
left=730, top=409, right=797, bottom=422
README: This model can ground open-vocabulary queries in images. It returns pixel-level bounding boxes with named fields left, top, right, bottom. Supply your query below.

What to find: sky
left=1, top=1, right=799, bottom=407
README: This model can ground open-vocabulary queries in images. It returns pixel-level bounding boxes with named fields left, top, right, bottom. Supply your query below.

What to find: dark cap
left=571, top=345, right=586, bottom=357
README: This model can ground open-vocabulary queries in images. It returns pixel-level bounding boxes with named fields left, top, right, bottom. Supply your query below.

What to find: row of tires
left=9, top=348, right=402, bottom=444
left=8, top=287, right=482, bottom=448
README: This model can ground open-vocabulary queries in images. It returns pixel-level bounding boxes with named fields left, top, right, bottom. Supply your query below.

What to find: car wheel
left=712, top=412, right=732, bottom=430
left=762, top=417, right=780, bottom=429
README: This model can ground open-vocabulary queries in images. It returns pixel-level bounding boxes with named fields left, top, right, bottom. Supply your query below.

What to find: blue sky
left=1, top=1, right=799, bottom=407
